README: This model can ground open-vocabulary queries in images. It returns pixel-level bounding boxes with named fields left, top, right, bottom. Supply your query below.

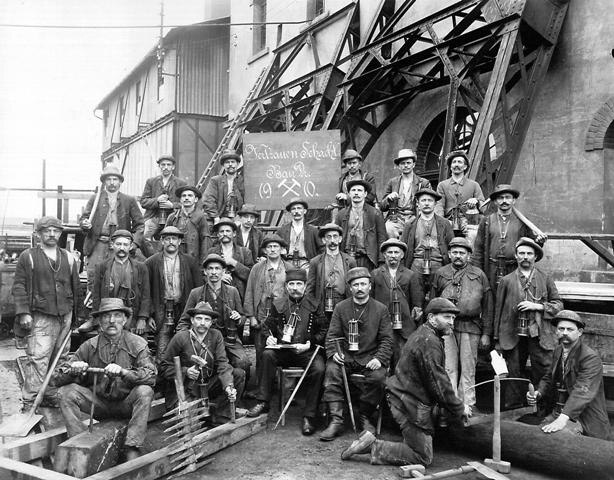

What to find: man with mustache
left=472, top=184, right=546, bottom=295
left=434, top=150, right=484, bottom=235
left=527, top=310, right=611, bottom=439
left=431, top=237, right=492, bottom=413
left=276, top=198, right=321, bottom=270
left=336, top=149, right=378, bottom=207
left=235, top=204, right=264, bottom=264
left=202, top=149, right=245, bottom=225
left=494, top=237, right=562, bottom=408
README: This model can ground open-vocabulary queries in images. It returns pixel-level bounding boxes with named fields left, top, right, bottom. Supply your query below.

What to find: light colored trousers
left=444, top=330, right=479, bottom=407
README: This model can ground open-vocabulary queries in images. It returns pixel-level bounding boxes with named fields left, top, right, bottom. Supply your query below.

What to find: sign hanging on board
left=242, top=130, right=341, bottom=210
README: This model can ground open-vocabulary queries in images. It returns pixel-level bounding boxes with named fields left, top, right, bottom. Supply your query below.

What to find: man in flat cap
left=12, top=216, right=79, bottom=409
left=54, top=298, right=156, bottom=461
left=380, top=149, right=431, bottom=239
left=435, top=150, right=484, bottom=236
left=494, top=237, right=562, bottom=407
left=527, top=310, right=611, bottom=440
left=166, top=185, right=210, bottom=265
left=140, top=155, right=187, bottom=241
left=320, top=267, right=393, bottom=441
left=207, top=218, right=254, bottom=300
left=307, top=223, right=357, bottom=317
left=81, top=165, right=145, bottom=290
left=145, top=226, right=203, bottom=361
left=341, top=298, right=470, bottom=467
left=472, top=184, right=547, bottom=295
left=336, top=149, right=377, bottom=207
left=431, top=237, right=492, bottom=412
left=235, top=204, right=265, bottom=264
left=371, top=238, right=423, bottom=369
left=91, top=230, right=151, bottom=335
left=160, top=301, right=243, bottom=424
left=202, top=149, right=245, bottom=225
left=335, top=179, right=387, bottom=272
left=276, top=198, right=322, bottom=270
left=246, top=269, right=327, bottom=435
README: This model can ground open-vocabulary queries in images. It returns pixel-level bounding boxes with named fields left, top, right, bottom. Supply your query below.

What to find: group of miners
left=11, top=146, right=611, bottom=465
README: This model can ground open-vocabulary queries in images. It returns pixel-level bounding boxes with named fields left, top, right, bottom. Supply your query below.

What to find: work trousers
left=144, top=218, right=163, bottom=240
left=257, top=348, right=325, bottom=418
left=85, top=239, right=112, bottom=291
left=23, top=311, right=72, bottom=405
left=321, top=359, right=386, bottom=412
left=391, top=331, right=408, bottom=371
left=225, top=339, right=252, bottom=373
left=57, top=383, right=154, bottom=448
left=444, top=331, right=480, bottom=407
left=410, top=260, right=443, bottom=302
left=385, top=214, right=412, bottom=240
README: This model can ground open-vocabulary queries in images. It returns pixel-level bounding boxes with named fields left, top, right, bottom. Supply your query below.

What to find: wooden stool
left=349, top=373, right=385, bottom=434
left=277, top=367, right=305, bottom=426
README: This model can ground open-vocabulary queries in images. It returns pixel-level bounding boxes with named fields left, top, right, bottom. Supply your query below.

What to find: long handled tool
left=273, top=344, right=321, bottom=430
left=85, top=368, right=108, bottom=434
left=333, top=338, right=357, bottom=433
left=0, top=326, right=72, bottom=437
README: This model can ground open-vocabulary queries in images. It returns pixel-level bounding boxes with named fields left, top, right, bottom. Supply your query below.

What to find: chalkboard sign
left=243, top=130, right=341, bottom=210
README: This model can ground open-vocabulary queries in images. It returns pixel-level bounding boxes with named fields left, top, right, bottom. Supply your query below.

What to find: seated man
left=160, top=301, right=243, bottom=424
left=527, top=310, right=611, bottom=440
left=53, top=298, right=156, bottom=461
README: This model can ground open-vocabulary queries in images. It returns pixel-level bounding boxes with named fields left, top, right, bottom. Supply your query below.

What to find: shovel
left=0, top=326, right=72, bottom=437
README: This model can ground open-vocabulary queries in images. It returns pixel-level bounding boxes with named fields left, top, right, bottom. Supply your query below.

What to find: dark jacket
left=306, top=251, right=356, bottom=309
left=265, top=295, right=328, bottom=346
left=236, top=226, right=265, bottom=263
left=275, top=222, right=322, bottom=260
left=400, top=214, right=454, bottom=267
left=145, top=252, right=203, bottom=330
left=80, top=191, right=145, bottom=256
left=92, top=257, right=151, bottom=329
left=53, top=331, right=156, bottom=401
left=139, top=174, right=187, bottom=220
left=202, top=173, right=245, bottom=220
left=538, top=339, right=611, bottom=440
left=380, top=174, right=431, bottom=216
left=494, top=268, right=562, bottom=351
left=177, top=283, right=245, bottom=333
left=371, top=264, right=424, bottom=340
left=336, top=203, right=387, bottom=266
left=243, top=260, right=293, bottom=320
left=325, top=297, right=393, bottom=367
left=386, top=323, right=465, bottom=433
left=338, top=169, right=378, bottom=206
left=166, top=209, right=210, bottom=265
left=206, top=243, right=254, bottom=300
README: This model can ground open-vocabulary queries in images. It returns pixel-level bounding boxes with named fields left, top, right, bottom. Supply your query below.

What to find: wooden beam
left=0, top=457, right=76, bottom=480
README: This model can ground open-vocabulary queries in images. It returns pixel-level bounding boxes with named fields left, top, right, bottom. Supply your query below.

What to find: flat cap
left=92, top=298, right=131, bottom=318
left=448, top=237, right=473, bottom=253
left=237, top=203, right=259, bottom=217
left=551, top=309, right=585, bottom=329
left=261, top=234, right=287, bottom=250
left=159, top=226, right=184, bottom=238
left=212, top=218, right=238, bottom=232
left=285, top=268, right=307, bottom=283
left=202, top=253, right=226, bottom=269
left=515, top=237, right=543, bottom=262
left=445, top=150, right=469, bottom=169
left=380, top=238, right=407, bottom=253
left=424, top=297, right=460, bottom=316
left=415, top=187, right=442, bottom=201
left=110, top=229, right=133, bottom=241
left=175, top=185, right=202, bottom=199
left=187, top=301, right=219, bottom=319
left=100, top=165, right=124, bottom=183
left=157, top=154, right=175, bottom=164
left=36, top=216, right=63, bottom=231
left=347, top=267, right=371, bottom=284
left=219, top=149, right=241, bottom=165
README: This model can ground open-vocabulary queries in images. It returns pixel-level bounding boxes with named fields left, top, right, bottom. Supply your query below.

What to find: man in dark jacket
left=336, top=149, right=378, bottom=207
left=527, top=310, right=611, bottom=440
left=202, top=149, right=245, bottom=224
left=145, top=226, right=202, bottom=361
left=235, top=204, right=264, bottom=264
left=276, top=198, right=322, bottom=269
left=341, top=298, right=470, bottom=466
left=320, top=267, right=393, bottom=441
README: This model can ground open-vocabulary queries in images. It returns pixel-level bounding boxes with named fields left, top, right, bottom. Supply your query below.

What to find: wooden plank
left=0, top=457, right=76, bottom=480
left=555, top=281, right=614, bottom=302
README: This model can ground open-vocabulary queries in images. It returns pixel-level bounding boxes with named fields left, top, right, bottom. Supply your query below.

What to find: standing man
left=472, top=184, right=546, bottom=293
left=431, top=237, right=492, bottom=411
left=236, top=203, right=264, bottom=264
left=202, top=149, right=245, bottom=224
left=276, top=198, right=321, bottom=270
left=335, top=179, right=387, bottom=272
left=380, top=149, right=431, bottom=239
left=91, top=230, right=151, bottom=334
left=145, top=226, right=202, bottom=361
left=166, top=185, right=210, bottom=265
left=341, top=298, right=470, bottom=467
left=527, top=310, right=611, bottom=440
left=306, top=223, right=356, bottom=317
left=371, top=239, right=423, bottom=368
left=336, top=149, right=377, bottom=207
left=140, top=155, right=187, bottom=241
left=81, top=165, right=144, bottom=287
left=494, top=237, right=562, bottom=407
left=246, top=269, right=327, bottom=436
left=12, top=216, right=79, bottom=409
left=435, top=150, right=484, bottom=236
left=54, top=298, right=156, bottom=461
left=207, top=218, right=254, bottom=300
left=320, top=267, right=393, bottom=441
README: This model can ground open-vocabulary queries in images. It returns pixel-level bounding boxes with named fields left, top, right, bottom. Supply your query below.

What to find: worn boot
left=341, top=430, right=376, bottom=460
left=370, top=439, right=417, bottom=466
left=319, top=401, right=344, bottom=441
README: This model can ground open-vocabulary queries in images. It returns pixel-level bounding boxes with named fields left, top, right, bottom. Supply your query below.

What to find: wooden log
left=448, top=418, right=614, bottom=479
left=54, top=421, right=126, bottom=478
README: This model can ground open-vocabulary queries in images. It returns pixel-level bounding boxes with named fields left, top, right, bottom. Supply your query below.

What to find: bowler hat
left=213, top=218, right=238, bottom=232
left=219, top=149, right=241, bottom=165
left=489, top=184, right=520, bottom=201
left=550, top=310, right=585, bottom=329
left=319, top=223, right=343, bottom=238
left=346, top=267, right=371, bottom=284
left=202, top=253, right=226, bottom=269
left=448, top=237, right=473, bottom=253
left=285, top=197, right=309, bottom=211
left=394, top=148, right=417, bottom=165
left=187, top=301, right=219, bottom=319
left=286, top=268, right=307, bottom=283
left=380, top=238, right=407, bottom=254
left=110, top=229, right=133, bottom=241
left=159, top=226, right=184, bottom=238
left=424, top=297, right=460, bottom=316
left=261, top=234, right=287, bottom=250
left=346, top=179, right=371, bottom=194
left=100, top=165, right=124, bottom=183
left=515, top=237, right=543, bottom=262
left=157, top=154, right=175, bottom=164
left=237, top=203, right=259, bottom=217
left=341, top=149, right=362, bottom=163
left=415, top=187, right=442, bottom=201
left=445, top=150, right=469, bottom=169
left=36, top=216, right=63, bottom=231
left=175, top=185, right=202, bottom=199
left=92, top=298, right=132, bottom=318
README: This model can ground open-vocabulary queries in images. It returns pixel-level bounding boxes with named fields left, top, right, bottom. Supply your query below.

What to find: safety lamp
left=348, top=318, right=359, bottom=351
left=516, top=309, right=529, bottom=337
left=324, top=284, right=335, bottom=313
left=422, top=246, right=432, bottom=275
left=282, top=311, right=300, bottom=343
left=391, top=290, right=402, bottom=330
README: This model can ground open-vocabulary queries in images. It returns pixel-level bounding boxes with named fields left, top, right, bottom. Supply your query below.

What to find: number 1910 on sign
left=258, top=179, right=318, bottom=199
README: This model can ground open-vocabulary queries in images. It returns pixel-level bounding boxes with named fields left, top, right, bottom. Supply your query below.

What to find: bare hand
left=411, top=307, right=422, bottom=323
left=81, top=218, right=92, bottom=230
left=19, top=314, right=33, bottom=330
left=541, top=414, right=568, bottom=434
left=295, top=341, right=310, bottom=354
left=517, top=300, right=543, bottom=312
left=479, top=334, right=491, bottom=350
left=365, top=358, right=382, bottom=370
left=70, top=361, right=89, bottom=376
left=147, top=317, right=157, bottom=333
left=526, top=390, right=540, bottom=406
left=387, top=192, right=399, bottom=201
left=534, top=232, right=548, bottom=244
left=134, top=318, right=147, bottom=335
left=494, top=342, right=502, bottom=354
left=224, top=257, right=238, bottom=267
left=249, top=317, right=259, bottom=328
left=229, top=310, right=241, bottom=321
left=158, top=200, right=173, bottom=209
left=335, top=193, right=348, bottom=202
left=226, top=385, right=237, bottom=402
left=266, top=335, right=278, bottom=347
left=104, top=363, right=125, bottom=378
left=463, top=404, right=473, bottom=417
left=465, top=198, right=479, bottom=208
left=333, top=352, right=345, bottom=365
left=186, top=365, right=200, bottom=381
left=221, top=272, right=233, bottom=284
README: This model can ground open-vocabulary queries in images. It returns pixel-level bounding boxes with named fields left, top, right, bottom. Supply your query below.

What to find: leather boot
left=370, top=439, right=416, bottom=466
left=341, top=430, right=376, bottom=460
left=359, top=404, right=376, bottom=433
left=319, top=401, right=344, bottom=441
